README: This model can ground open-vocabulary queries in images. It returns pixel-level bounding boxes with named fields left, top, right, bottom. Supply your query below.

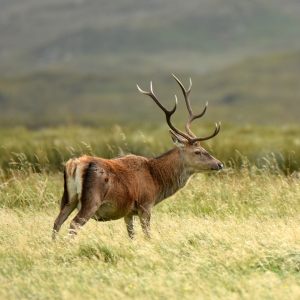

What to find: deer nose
left=217, top=162, right=223, bottom=170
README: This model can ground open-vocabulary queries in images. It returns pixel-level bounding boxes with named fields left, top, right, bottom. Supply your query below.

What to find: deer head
left=137, top=74, right=223, bottom=173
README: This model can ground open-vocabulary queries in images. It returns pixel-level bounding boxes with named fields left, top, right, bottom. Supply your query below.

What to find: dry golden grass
left=0, top=166, right=300, bottom=299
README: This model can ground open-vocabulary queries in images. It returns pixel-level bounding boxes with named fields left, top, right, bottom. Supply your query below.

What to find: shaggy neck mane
left=149, top=147, right=193, bottom=203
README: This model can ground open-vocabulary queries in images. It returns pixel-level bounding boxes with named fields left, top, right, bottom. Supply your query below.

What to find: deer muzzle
left=212, top=161, right=223, bottom=171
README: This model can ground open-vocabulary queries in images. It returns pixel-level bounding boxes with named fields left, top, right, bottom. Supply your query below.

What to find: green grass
left=0, top=124, right=299, bottom=176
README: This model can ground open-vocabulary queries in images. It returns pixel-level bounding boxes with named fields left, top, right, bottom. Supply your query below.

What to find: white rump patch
left=66, top=163, right=85, bottom=208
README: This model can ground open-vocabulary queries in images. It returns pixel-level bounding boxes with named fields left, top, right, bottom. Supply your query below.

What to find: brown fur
left=52, top=134, right=222, bottom=240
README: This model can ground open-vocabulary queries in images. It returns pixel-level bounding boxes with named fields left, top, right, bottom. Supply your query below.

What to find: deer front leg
left=124, top=213, right=135, bottom=239
left=138, top=206, right=152, bottom=239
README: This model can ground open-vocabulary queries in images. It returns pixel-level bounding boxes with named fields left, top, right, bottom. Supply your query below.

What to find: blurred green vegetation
left=0, top=124, right=299, bottom=177
left=2, top=0, right=300, bottom=76
left=0, top=50, right=299, bottom=128
left=0, top=2, right=299, bottom=176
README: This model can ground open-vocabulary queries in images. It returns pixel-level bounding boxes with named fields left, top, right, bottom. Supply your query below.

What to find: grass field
left=0, top=124, right=299, bottom=175
left=0, top=125, right=300, bottom=299
left=1, top=0, right=300, bottom=297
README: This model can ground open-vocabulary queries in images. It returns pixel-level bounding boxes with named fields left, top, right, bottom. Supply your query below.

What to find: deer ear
left=169, top=130, right=186, bottom=148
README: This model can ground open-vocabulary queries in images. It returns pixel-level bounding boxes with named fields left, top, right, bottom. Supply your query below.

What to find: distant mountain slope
left=0, top=50, right=299, bottom=127
left=1, top=0, right=300, bottom=76
left=198, top=50, right=300, bottom=124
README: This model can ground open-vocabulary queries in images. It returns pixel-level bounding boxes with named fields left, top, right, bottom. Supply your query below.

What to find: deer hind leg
left=52, top=197, right=78, bottom=240
left=69, top=162, right=103, bottom=239
left=124, top=213, right=135, bottom=239
left=52, top=174, right=78, bottom=241
left=138, top=206, right=152, bottom=239
left=69, top=197, right=102, bottom=238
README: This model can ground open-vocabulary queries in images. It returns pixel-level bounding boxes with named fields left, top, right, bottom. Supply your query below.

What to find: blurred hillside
left=0, top=0, right=299, bottom=127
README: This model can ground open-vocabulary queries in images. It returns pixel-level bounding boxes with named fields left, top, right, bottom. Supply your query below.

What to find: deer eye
left=195, top=151, right=201, bottom=155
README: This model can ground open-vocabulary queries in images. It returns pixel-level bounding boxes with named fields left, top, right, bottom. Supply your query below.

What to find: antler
left=136, top=82, right=192, bottom=141
left=172, top=74, right=221, bottom=142
left=137, top=75, right=220, bottom=144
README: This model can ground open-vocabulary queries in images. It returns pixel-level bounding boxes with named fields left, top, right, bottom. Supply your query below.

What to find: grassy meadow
left=1, top=1, right=300, bottom=298
left=0, top=124, right=300, bottom=299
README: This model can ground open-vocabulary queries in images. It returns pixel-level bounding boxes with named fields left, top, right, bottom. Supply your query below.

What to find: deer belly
left=92, top=200, right=127, bottom=221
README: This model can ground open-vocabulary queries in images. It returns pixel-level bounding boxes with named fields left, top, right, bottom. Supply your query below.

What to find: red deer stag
left=52, top=74, right=222, bottom=240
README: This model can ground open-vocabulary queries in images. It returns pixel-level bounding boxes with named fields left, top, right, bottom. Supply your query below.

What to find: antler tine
left=185, top=101, right=208, bottom=138
left=137, top=82, right=193, bottom=141
left=136, top=82, right=176, bottom=115
left=172, top=74, right=209, bottom=138
left=196, top=122, right=221, bottom=142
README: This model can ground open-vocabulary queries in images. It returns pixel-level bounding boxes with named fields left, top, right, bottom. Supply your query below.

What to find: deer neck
left=150, top=147, right=193, bottom=203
